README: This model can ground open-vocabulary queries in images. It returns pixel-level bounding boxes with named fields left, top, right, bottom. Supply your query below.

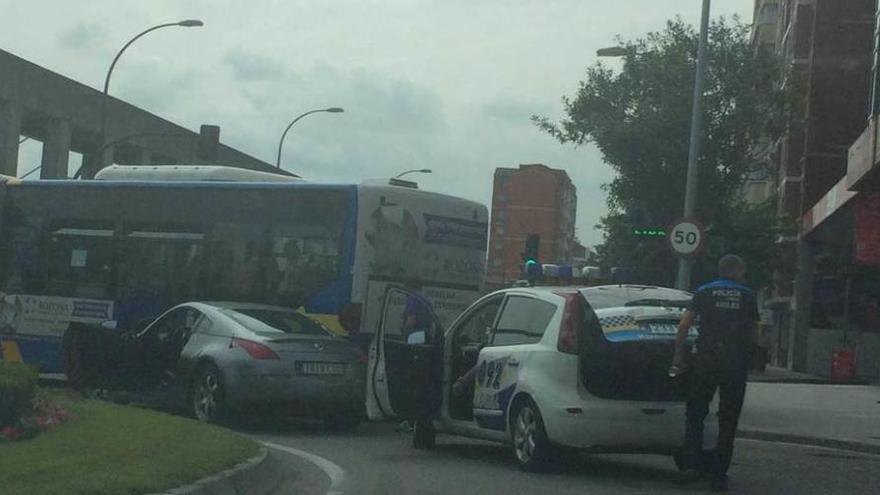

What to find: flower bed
left=1, top=396, right=72, bottom=442
left=0, top=363, right=71, bottom=442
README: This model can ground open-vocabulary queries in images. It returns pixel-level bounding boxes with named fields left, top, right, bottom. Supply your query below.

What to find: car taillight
left=233, top=338, right=280, bottom=360
left=556, top=292, right=580, bottom=354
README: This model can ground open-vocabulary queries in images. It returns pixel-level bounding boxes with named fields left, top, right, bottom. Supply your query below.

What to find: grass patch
left=0, top=389, right=260, bottom=495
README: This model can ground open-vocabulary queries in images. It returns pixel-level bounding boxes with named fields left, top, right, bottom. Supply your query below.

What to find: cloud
left=482, top=99, right=546, bottom=126
left=223, top=49, right=286, bottom=82
left=56, top=22, right=106, bottom=50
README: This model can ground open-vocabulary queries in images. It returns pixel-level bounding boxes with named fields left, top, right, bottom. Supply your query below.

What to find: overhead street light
left=84, top=19, right=204, bottom=179
left=276, top=107, right=345, bottom=168
left=596, top=46, right=633, bottom=58
left=394, top=169, right=432, bottom=179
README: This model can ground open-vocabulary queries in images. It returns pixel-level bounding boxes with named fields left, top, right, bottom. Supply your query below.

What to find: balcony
left=846, top=116, right=880, bottom=191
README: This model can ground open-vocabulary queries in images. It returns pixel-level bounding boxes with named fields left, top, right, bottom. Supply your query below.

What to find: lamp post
left=276, top=107, right=344, bottom=168
left=598, top=0, right=711, bottom=290
left=394, top=168, right=432, bottom=179
left=88, top=19, right=204, bottom=179
left=676, top=0, right=711, bottom=290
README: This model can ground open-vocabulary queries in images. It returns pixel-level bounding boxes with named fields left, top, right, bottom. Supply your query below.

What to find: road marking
left=263, top=441, right=346, bottom=495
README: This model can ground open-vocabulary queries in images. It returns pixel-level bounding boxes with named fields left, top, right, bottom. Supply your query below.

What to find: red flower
left=2, top=426, right=21, bottom=440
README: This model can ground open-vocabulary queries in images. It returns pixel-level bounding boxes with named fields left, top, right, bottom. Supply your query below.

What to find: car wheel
left=191, top=364, right=228, bottom=424
left=511, top=398, right=551, bottom=472
left=412, top=419, right=436, bottom=449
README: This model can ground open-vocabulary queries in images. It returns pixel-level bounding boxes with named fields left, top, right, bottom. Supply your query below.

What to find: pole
left=88, top=21, right=202, bottom=179
left=675, top=0, right=711, bottom=290
left=276, top=109, right=329, bottom=168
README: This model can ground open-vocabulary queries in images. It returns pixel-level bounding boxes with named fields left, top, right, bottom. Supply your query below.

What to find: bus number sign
left=668, top=218, right=705, bottom=257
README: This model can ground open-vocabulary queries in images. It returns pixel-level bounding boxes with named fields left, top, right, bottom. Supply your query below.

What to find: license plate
left=299, top=362, right=345, bottom=376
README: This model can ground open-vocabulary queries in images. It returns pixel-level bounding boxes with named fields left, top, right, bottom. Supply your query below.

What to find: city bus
left=0, top=166, right=488, bottom=372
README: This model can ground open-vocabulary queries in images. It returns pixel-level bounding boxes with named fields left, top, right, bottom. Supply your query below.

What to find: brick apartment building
left=750, top=0, right=880, bottom=381
left=486, top=164, right=578, bottom=287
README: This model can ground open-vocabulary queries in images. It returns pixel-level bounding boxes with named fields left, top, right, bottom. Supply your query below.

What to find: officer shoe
left=675, top=468, right=702, bottom=485
left=711, top=475, right=729, bottom=492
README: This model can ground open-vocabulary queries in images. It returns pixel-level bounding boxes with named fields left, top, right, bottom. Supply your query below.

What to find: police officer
left=671, top=254, right=759, bottom=492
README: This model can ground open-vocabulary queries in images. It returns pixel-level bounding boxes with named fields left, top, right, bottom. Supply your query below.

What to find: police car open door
left=367, top=287, right=443, bottom=421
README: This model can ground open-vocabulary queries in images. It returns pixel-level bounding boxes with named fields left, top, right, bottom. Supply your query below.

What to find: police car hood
left=593, top=305, right=692, bottom=342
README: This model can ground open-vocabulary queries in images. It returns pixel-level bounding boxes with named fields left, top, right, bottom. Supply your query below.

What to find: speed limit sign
left=668, top=217, right=705, bottom=257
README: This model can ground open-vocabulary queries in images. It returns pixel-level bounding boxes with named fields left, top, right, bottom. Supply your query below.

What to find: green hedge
left=0, top=363, right=39, bottom=427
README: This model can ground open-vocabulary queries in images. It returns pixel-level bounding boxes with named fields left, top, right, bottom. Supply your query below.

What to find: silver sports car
left=63, top=302, right=367, bottom=428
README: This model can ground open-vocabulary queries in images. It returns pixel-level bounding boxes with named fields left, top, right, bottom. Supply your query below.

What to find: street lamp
left=89, top=19, right=204, bottom=178
left=394, top=168, right=432, bottom=179
left=276, top=107, right=344, bottom=168
left=596, top=46, right=633, bottom=58
left=597, top=1, right=710, bottom=290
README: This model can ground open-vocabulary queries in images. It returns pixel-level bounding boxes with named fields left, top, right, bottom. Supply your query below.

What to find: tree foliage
left=536, top=17, right=787, bottom=288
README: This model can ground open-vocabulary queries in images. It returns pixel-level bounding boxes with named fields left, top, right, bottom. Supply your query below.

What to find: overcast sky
left=2, top=0, right=752, bottom=245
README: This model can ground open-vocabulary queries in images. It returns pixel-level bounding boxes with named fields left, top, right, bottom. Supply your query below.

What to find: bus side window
left=46, top=224, right=116, bottom=299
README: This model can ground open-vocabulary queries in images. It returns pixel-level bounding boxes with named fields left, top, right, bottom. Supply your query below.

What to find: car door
left=367, top=287, right=443, bottom=421
left=138, top=306, right=201, bottom=388
left=472, top=294, right=558, bottom=431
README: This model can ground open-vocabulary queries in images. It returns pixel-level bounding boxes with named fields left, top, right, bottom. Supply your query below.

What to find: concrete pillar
left=0, top=100, right=22, bottom=176
left=40, top=118, right=72, bottom=179
left=134, top=147, right=153, bottom=165
left=788, top=239, right=815, bottom=372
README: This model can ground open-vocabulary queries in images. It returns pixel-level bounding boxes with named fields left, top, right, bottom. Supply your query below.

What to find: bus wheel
left=191, top=364, right=228, bottom=424
left=61, top=327, right=85, bottom=389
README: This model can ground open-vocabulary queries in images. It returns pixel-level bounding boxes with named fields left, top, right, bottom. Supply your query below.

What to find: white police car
left=367, top=284, right=717, bottom=471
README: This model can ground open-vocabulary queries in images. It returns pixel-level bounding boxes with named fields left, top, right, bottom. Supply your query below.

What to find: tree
left=534, top=17, right=786, bottom=288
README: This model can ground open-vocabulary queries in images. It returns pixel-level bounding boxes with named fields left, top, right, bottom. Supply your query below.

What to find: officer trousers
left=683, top=359, right=748, bottom=476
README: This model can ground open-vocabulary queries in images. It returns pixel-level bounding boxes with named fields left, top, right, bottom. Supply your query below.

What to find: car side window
left=192, top=314, right=214, bottom=335
left=454, top=296, right=503, bottom=347
left=149, top=307, right=199, bottom=342
left=490, top=296, right=557, bottom=347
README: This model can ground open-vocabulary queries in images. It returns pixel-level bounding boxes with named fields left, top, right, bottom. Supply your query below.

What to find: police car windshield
left=581, top=286, right=692, bottom=310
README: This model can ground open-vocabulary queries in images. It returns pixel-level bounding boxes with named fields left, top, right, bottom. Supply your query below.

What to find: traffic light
left=524, top=234, right=540, bottom=262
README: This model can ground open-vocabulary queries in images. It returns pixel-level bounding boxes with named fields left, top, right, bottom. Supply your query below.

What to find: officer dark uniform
left=673, top=254, right=759, bottom=492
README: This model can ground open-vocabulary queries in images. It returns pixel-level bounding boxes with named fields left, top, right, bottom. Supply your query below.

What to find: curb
left=738, top=429, right=880, bottom=456
left=151, top=446, right=278, bottom=495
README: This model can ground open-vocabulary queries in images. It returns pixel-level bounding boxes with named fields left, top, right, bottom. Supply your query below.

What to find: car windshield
left=581, top=286, right=692, bottom=310
left=220, top=308, right=331, bottom=337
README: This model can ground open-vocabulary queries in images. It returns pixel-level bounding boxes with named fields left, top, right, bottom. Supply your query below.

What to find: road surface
left=245, top=420, right=880, bottom=495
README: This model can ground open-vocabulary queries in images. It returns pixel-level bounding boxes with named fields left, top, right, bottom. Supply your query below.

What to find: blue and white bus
left=0, top=166, right=488, bottom=372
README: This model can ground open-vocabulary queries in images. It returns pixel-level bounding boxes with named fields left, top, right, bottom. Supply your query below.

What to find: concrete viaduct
left=0, top=48, right=290, bottom=179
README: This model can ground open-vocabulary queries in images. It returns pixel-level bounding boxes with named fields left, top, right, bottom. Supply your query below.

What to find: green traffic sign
left=632, top=228, right=667, bottom=237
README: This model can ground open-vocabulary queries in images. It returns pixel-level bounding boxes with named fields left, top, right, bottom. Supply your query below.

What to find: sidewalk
left=738, top=381, right=880, bottom=453
left=748, top=366, right=832, bottom=384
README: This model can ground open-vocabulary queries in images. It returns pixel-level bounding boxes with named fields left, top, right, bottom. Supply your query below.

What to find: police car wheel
left=413, top=419, right=436, bottom=449
left=511, top=399, right=551, bottom=471
left=673, top=449, right=686, bottom=472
